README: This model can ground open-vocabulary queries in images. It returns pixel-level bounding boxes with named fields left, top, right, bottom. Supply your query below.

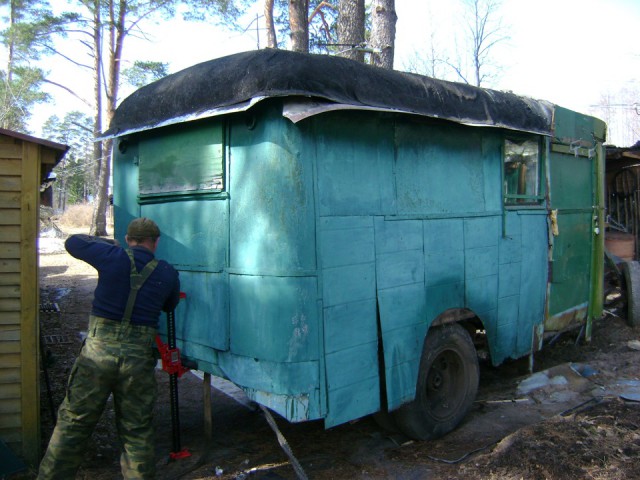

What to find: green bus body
left=108, top=51, right=606, bottom=433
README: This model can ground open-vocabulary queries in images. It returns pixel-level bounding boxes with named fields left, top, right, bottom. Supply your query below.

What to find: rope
left=259, top=405, right=309, bottom=480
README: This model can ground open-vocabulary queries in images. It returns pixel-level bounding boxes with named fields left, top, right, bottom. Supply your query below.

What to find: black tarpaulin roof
left=103, top=49, right=555, bottom=138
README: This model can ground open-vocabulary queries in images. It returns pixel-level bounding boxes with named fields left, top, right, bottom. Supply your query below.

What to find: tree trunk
left=264, top=0, right=277, bottom=48
left=289, top=0, right=309, bottom=52
left=91, top=0, right=126, bottom=236
left=89, top=0, right=106, bottom=235
left=337, top=0, right=365, bottom=62
left=370, top=0, right=397, bottom=69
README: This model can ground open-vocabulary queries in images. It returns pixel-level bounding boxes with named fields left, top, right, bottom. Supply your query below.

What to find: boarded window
left=503, top=138, right=541, bottom=205
left=139, top=122, right=224, bottom=196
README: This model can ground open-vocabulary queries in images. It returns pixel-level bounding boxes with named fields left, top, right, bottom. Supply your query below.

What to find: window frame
left=502, top=135, right=545, bottom=207
left=136, top=121, right=227, bottom=204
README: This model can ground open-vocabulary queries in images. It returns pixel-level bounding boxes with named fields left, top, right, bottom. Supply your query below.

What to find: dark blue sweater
left=65, top=234, right=180, bottom=328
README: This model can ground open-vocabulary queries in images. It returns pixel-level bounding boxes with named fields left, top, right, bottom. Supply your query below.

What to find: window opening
left=503, top=138, right=541, bottom=205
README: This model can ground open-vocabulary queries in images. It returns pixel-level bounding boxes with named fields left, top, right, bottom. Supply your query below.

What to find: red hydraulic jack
left=155, top=292, right=191, bottom=461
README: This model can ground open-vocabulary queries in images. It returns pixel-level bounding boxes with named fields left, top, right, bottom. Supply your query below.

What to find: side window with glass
left=503, top=138, right=542, bottom=205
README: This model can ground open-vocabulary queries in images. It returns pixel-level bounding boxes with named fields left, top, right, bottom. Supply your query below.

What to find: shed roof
left=104, top=49, right=556, bottom=139
left=0, top=128, right=69, bottom=161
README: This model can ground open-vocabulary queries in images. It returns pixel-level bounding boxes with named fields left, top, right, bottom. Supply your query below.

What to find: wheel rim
left=425, top=349, right=466, bottom=421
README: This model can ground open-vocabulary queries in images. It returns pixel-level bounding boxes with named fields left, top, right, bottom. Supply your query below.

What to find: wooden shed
left=0, top=128, right=67, bottom=467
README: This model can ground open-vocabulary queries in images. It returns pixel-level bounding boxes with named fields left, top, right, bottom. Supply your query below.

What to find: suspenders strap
left=123, top=249, right=159, bottom=324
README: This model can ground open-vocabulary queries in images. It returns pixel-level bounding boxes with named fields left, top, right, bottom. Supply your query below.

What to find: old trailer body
left=106, top=50, right=606, bottom=438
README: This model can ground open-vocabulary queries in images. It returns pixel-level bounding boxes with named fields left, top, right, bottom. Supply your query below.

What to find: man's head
left=125, top=217, right=160, bottom=252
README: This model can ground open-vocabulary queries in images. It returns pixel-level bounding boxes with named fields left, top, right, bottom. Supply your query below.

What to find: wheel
left=622, top=261, right=640, bottom=327
left=392, top=323, right=479, bottom=440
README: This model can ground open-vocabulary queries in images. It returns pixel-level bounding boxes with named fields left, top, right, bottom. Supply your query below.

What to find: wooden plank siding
left=0, top=135, right=26, bottom=462
left=0, top=131, right=53, bottom=468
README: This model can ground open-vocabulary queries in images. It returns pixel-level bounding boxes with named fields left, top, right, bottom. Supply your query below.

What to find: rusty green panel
left=229, top=104, right=316, bottom=274
left=553, top=105, right=607, bottom=143
left=548, top=150, right=594, bottom=319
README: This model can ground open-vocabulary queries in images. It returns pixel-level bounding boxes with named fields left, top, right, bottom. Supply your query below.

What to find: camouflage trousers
left=38, top=316, right=158, bottom=480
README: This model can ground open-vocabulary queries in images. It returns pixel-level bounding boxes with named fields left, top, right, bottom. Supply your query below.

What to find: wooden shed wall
left=0, top=133, right=41, bottom=467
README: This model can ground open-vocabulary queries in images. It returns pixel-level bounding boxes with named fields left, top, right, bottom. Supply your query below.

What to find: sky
left=29, top=0, right=640, bottom=146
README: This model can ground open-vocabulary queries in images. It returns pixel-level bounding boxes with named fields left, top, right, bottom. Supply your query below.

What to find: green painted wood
left=229, top=274, right=318, bottom=362
left=323, top=300, right=377, bottom=354
left=325, top=377, right=380, bottom=427
left=395, top=123, right=488, bottom=215
left=141, top=199, right=227, bottom=271
left=167, top=271, right=228, bottom=351
left=318, top=215, right=379, bottom=426
left=229, top=104, right=316, bottom=274
left=548, top=151, right=594, bottom=317
left=314, top=112, right=396, bottom=217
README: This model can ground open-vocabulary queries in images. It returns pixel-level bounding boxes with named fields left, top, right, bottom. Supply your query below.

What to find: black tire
left=622, top=261, right=640, bottom=327
left=392, top=323, right=479, bottom=440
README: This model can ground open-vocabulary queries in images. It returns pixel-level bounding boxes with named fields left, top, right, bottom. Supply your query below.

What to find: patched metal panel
left=229, top=274, right=318, bottom=363
left=142, top=199, right=230, bottom=352
left=490, top=210, right=548, bottom=363
left=395, top=123, right=487, bottom=215
left=229, top=105, right=316, bottom=274
left=424, top=218, right=465, bottom=323
left=314, top=112, right=396, bottom=216
left=158, top=271, right=228, bottom=351
left=113, top=140, right=140, bottom=239
left=464, top=216, right=500, bottom=319
left=319, top=216, right=379, bottom=427
left=377, top=285, right=428, bottom=410
left=217, top=353, right=321, bottom=422
left=375, top=218, right=427, bottom=410
left=142, top=199, right=227, bottom=271
left=516, top=213, right=548, bottom=355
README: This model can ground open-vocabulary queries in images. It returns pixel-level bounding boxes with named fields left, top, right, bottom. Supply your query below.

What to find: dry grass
left=54, top=204, right=113, bottom=236
left=57, top=204, right=94, bottom=229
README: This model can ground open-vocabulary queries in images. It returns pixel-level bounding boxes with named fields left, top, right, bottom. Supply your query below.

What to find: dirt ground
left=22, top=233, right=640, bottom=479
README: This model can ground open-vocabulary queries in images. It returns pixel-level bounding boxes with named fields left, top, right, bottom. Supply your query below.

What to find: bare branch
left=41, top=78, right=92, bottom=107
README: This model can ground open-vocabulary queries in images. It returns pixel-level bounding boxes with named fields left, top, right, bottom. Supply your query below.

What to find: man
left=38, top=218, right=180, bottom=480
